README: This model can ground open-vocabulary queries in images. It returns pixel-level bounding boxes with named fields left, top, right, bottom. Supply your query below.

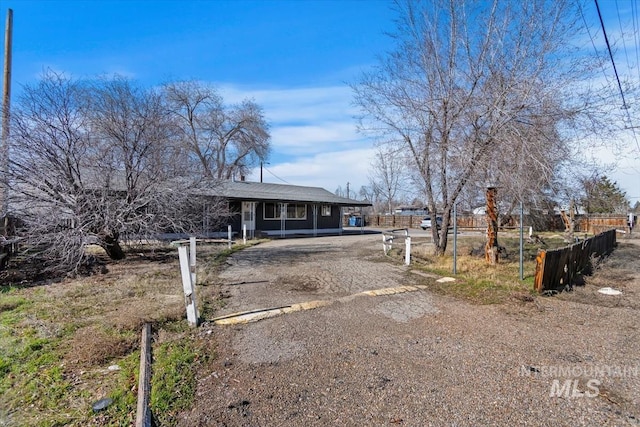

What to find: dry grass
left=407, top=232, right=569, bottom=304
left=405, top=232, right=638, bottom=306
left=66, top=325, right=138, bottom=366
left=556, top=240, right=640, bottom=309
left=0, top=241, right=233, bottom=426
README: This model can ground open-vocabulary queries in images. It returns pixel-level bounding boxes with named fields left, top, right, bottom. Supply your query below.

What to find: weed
left=407, top=234, right=567, bottom=304
left=0, top=240, right=236, bottom=426
left=0, top=294, right=29, bottom=312
left=100, top=350, right=139, bottom=425
left=206, top=240, right=264, bottom=267
left=150, top=339, right=198, bottom=426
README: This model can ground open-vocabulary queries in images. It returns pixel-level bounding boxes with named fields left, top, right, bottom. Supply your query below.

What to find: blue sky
left=2, top=0, right=639, bottom=202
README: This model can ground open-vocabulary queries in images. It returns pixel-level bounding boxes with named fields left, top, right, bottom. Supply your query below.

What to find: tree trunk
left=101, top=233, right=126, bottom=260
left=432, top=216, right=450, bottom=256
left=435, top=231, right=448, bottom=256
left=485, top=187, right=499, bottom=265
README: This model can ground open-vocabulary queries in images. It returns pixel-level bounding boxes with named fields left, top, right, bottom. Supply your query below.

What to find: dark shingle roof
left=213, top=180, right=371, bottom=206
left=79, top=169, right=369, bottom=207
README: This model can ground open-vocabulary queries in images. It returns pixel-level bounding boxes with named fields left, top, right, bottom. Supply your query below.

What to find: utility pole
left=260, top=161, right=269, bottom=183
left=1, top=9, right=13, bottom=227
left=346, top=182, right=350, bottom=199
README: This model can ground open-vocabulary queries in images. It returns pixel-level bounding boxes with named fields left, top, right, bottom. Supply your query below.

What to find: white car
left=420, top=215, right=443, bottom=230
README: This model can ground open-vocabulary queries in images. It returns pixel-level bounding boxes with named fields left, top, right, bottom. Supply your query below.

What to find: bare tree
left=353, top=0, right=623, bottom=255
left=358, top=185, right=375, bottom=204
left=7, top=71, right=93, bottom=271
left=163, top=81, right=271, bottom=179
left=368, top=145, right=408, bottom=214
left=6, top=72, right=227, bottom=273
left=84, top=76, right=195, bottom=259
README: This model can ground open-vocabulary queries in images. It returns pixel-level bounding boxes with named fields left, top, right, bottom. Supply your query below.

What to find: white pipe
left=189, top=236, right=196, bottom=286
left=243, top=224, right=247, bottom=245
left=405, top=236, right=411, bottom=265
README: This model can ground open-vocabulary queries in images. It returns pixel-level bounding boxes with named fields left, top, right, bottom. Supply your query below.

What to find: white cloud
left=219, top=79, right=640, bottom=205
left=270, top=122, right=364, bottom=153
left=248, top=147, right=377, bottom=195
left=218, top=82, right=376, bottom=194
left=590, top=130, right=640, bottom=203
left=218, top=84, right=358, bottom=122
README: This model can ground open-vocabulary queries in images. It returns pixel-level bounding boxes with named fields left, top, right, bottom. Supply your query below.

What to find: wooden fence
left=347, top=213, right=629, bottom=234
left=576, top=215, right=629, bottom=235
left=359, top=214, right=495, bottom=229
left=534, top=229, right=616, bottom=293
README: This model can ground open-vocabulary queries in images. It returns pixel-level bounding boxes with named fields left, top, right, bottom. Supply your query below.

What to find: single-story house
left=16, top=169, right=369, bottom=239
left=214, top=180, right=371, bottom=238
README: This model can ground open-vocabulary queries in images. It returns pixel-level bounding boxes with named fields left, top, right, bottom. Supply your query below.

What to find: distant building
left=393, top=206, right=428, bottom=216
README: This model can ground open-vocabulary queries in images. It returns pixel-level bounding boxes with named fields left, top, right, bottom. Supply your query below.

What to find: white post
left=382, top=234, right=387, bottom=255
left=243, top=224, right=247, bottom=245
left=405, top=236, right=411, bottom=265
left=178, top=246, right=198, bottom=327
left=227, top=225, right=232, bottom=249
left=189, top=236, right=196, bottom=287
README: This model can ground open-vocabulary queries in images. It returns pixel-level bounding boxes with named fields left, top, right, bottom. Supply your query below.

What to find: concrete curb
left=212, top=285, right=427, bottom=326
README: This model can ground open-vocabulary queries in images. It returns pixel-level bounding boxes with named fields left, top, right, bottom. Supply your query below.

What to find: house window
left=321, top=205, right=332, bottom=216
left=263, top=203, right=307, bottom=220
left=264, top=202, right=280, bottom=219
left=287, top=203, right=306, bottom=219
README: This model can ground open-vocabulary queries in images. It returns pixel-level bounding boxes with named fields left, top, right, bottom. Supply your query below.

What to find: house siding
left=229, top=200, right=242, bottom=233
left=241, top=202, right=342, bottom=234
left=316, top=204, right=342, bottom=229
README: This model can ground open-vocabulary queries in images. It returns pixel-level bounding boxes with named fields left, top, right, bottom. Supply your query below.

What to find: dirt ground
left=177, top=233, right=640, bottom=427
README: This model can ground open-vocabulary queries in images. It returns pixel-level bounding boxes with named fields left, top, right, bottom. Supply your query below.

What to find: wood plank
left=135, top=323, right=152, bottom=427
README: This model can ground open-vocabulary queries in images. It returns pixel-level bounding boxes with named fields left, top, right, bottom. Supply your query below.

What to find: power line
left=579, top=2, right=612, bottom=85
left=263, top=166, right=289, bottom=184
left=631, top=0, right=640, bottom=84
left=594, top=0, right=640, bottom=154
left=595, top=0, right=629, bottom=109
left=614, top=0, right=634, bottom=82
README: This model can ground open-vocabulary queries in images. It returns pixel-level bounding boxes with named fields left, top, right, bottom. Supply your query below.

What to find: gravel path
left=179, top=234, right=640, bottom=426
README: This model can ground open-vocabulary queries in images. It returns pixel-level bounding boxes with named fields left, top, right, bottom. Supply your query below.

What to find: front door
left=241, top=202, right=255, bottom=238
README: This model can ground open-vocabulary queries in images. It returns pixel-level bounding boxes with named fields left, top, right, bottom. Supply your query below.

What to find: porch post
left=313, top=204, right=318, bottom=237
left=280, top=203, right=287, bottom=238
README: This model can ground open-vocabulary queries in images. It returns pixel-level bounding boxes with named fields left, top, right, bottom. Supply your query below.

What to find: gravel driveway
left=179, top=234, right=640, bottom=426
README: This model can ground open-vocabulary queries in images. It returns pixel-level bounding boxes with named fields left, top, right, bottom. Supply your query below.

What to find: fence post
left=135, top=323, right=152, bottom=427
left=227, top=225, right=232, bottom=249
left=534, top=249, right=546, bottom=292
left=189, top=236, right=196, bottom=287
left=243, top=224, right=247, bottom=244
left=178, top=246, right=198, bottom=327
left=405, top=236, right=411, bottom=265
left=485, top=186, right=500, bottom=265
left=519, top=202, right=524, bottom=280
left=453, top=203, right=457, bottom=274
